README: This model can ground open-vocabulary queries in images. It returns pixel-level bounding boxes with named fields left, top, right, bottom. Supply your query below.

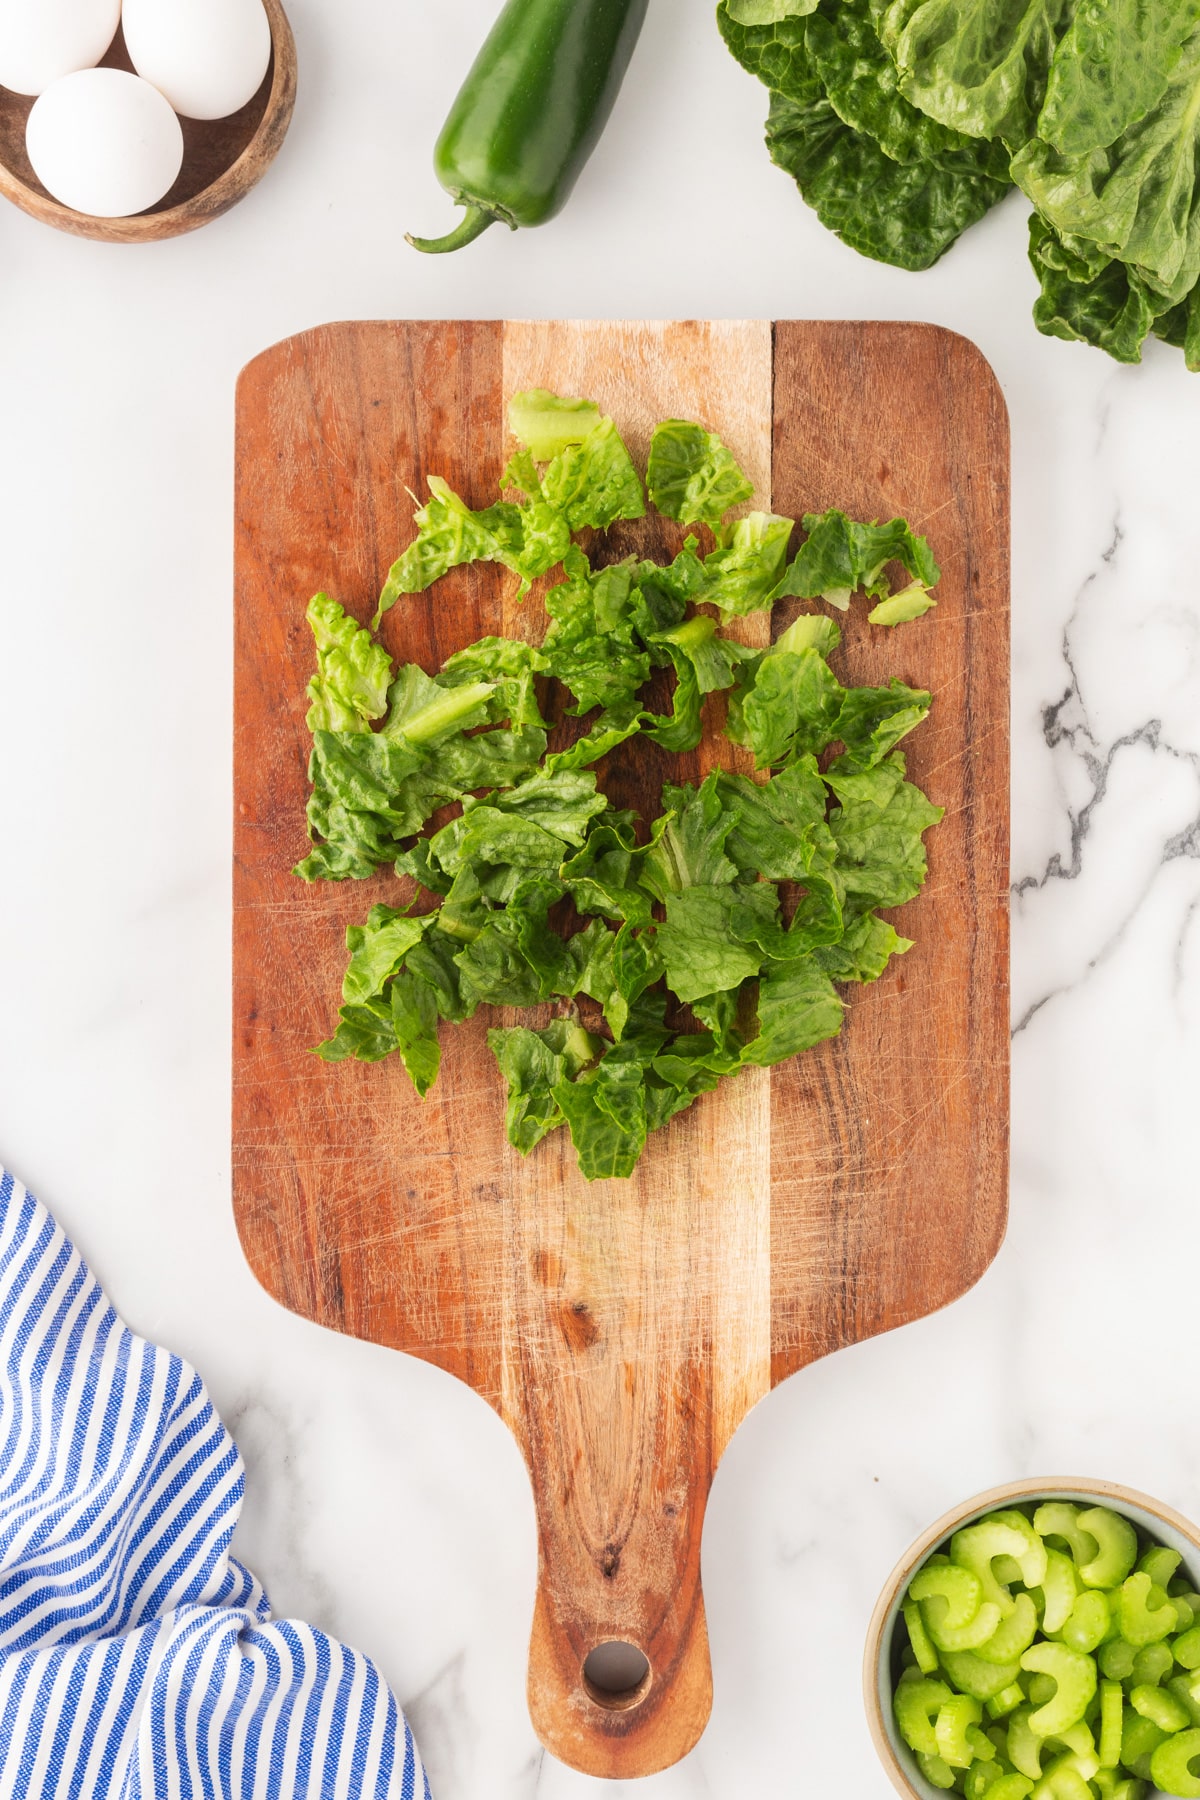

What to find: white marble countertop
left=3, top=3, right=1200, bottom=1795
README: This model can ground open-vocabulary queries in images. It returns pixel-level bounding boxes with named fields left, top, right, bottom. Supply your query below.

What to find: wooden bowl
left=0, top=0, right=296, bottom=242
left=864, top=1477, right=1200, bottom=1800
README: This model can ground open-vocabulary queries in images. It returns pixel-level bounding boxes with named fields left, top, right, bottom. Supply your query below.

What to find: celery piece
left=1170, top=1674, right=1200, bottom=1728
left=1008, top=1709, right=1046, bottom=1782
left=1120, top=1572, right=1178, bottom=1646
left=904, top=1599, right=941, bottom=1674
left=987, top=1684, right=1028, bottom=1720
left=911, top=1563, right=987, bottom=1630
left=1060, top=1590, right=1109, bottom=1655
left=1034, top=1504, right=1097, bottom=1569
left=981, top=1596, right=1040, bottom=1664
left=1099, top=1637, right=1137, bottom=1682
left=1020, top=1643, right=1097, bottom=1737
left=942, top=1650, right=1025, bottom=1702
left=1130, top=1640, right=1174, bottom=1686
left=1030, top=1754, right=1094, bottom=1800
left=954, top=1517, right=1042, bottom=1614
left=989, top=1779, right=1035, bottom=1800
left=1150, top=1728, right=1200, bottom=1799
left=917, top=1750, right=959, bottom=1790
left=896, top=1676, right=954, bottom=1755
left=1137, top=1545, right=1182, bottom=1590
left=1077, top=1508, right=1139, bottom=1589
left=1098, top=1681, right=1123, bottom=1768
left=1121, top=1710, right=1168, bottom=1780
left=966, top=1765, right=1005, bottom=1800
left=1131, top=1681, right=1192, bottom=1732
left=1176, top=1626, right=1200, bottom=1671
left=1035, top=1548, right=1082, bottom=1636
left=937, top=1694, right=985, bottom=1768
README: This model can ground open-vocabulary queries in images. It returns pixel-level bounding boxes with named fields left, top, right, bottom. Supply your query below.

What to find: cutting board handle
left=524, top=1479, right=714, bottom=1776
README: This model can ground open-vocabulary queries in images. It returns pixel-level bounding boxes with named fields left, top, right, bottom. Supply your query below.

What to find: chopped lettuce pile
left=296, top=389, right=943, bottom=1180
left=718, top=0, right=1200, bottom=371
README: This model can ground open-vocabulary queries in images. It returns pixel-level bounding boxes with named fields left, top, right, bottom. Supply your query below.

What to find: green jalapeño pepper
left=409, top=0, right=650, bottom=254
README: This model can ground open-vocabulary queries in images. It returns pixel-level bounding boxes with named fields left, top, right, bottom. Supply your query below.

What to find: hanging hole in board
left=582, top=1640, right=652, bottom=1711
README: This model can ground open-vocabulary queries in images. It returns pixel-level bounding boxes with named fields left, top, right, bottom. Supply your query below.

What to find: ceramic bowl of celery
left=864, top=1478, right=1200, bottom=1800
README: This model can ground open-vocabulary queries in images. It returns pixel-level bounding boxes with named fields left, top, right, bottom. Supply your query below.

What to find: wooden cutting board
left=232, top=319, right=1009, bottom=1778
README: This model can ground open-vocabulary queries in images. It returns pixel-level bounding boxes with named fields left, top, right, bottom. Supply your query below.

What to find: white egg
left=0, top=0, right=122, bottom=97
left=26, top=69, right=184, bottom=218
left=122, top=0, right=272, bottom=122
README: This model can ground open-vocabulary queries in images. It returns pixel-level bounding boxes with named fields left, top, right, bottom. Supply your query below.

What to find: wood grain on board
left=233, top=319, right=1009, bottom=1778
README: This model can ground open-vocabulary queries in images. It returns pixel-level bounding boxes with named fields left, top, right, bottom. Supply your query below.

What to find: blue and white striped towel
left=0, top=1166, right=432, bottom=1799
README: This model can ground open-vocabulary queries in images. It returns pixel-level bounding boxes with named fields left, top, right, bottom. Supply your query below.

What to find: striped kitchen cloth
left=0, top=1166, right=432, bottom=1799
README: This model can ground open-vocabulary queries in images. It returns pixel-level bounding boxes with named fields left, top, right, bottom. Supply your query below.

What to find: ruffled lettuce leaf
left=878, top=0, right=1073, bottom=147
left=778, top=509, right=941, bottom=608
left=305, top=594, right=393, bottom=733
left=826, top=752, right=944, bottom=913
left=765, top=86, right=1011, bottom=270
left=539, top=417, right=646, bottom=532
left=640, top=773, right=740, bottom=901
left=697, top=512, right=795, bottom=615
left=716, top=2, right=817, bottom=101
left=645, top=419, right=755, bottom=528
left=487, top=1017, right=602, bottom=1154
left=1027, top=212, right=1163, bottom=362
left=806, top=0, right=1008, bottom=165
left=1038, top=0, right=1197, bottom=158
left=1013, top=24, right=1200, bottom=306
left=741, top=960, right=845, bottom=1066
left=507, top=389, right=603, bottom=461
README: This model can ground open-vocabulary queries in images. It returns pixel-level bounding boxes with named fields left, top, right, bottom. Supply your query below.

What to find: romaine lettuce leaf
left=777, top=509, right=941, bottom=608
left=305, top=594, right=393, bottom=733
left=389, top=969, right=442, bottom=1097
left=698, top=512, right=795, bottom=615
left=487, top=1016, right=601, bottom=1154
left=656, top=885, right=768, bottom=1003
left=879, top=0, right=1073, bottom=146
left=1153, top=278, right=1200, bottom=369
left=488, top=769, right=609, bottom=845
left=552, top=1068, right=648, bottom=1181
left=766, top=86, right=1011, bottom=270
left=724, top=0, right=816, bottom=21
left=508, top=389, right=603, bottom=460
left=314, top=996, right=397, bottom=1064
left=716, top=758, right=835, bottom=881
left=438, top=636, right=546, bottom=729
left=1027, top=213, right=1161, bottom=361
left=729, top=644, right=845, bottom=768
left=1013, top=25, right=1200, bottom=305
left=741, top=960, right=845, bottom=1066
left=640, top=773, right=739, bottom=901
left=1039, top=0, right=1196, bottom=158
left=811, top=909, right=913, bottom=982
left=540, top=417, right=646, bottom=532
left=560, top=821, right=659, bottom=925
left=831, top=679, right=933, bottom=771
left=645, top=419, right=755, bottom=528
left=342, top=905, right=433, bottom=1004
left=806, top=0, right=1010, bottom=166
left=541, top=553, right=652, bottom=717
left=716, top=3, right=816, bottom=102
left=826, top=752, right=944, bottom=911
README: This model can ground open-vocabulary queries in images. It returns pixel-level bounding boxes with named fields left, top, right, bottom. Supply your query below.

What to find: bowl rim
left=0, top=0, right=296, bottom=243
left=863, top=1475, right=1200, bottom=1800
